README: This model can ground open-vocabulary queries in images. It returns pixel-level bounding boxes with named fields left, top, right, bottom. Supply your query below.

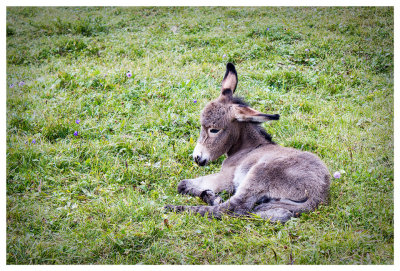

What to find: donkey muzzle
left=194, top=155, right=208, bottom=166
left=193, top=143, right=210, bottom=167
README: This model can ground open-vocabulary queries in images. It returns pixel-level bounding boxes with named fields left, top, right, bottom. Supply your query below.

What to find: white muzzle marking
left=193, top=143, right=211, bottom=165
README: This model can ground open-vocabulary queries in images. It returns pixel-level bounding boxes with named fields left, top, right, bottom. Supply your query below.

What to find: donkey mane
left=232, top=96, right=275, bottom=144
left=231, top=96, right=249, bottom=106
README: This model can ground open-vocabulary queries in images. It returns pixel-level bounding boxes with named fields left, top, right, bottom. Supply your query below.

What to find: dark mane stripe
left=232, top=96, right=275, bottom=143
left=257, top=126, right=275, bottom=143
left=231, top=96, right=249, bottom=106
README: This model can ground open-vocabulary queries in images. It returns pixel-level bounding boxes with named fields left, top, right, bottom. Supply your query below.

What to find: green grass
left=6, top=7, right=393, bottom=264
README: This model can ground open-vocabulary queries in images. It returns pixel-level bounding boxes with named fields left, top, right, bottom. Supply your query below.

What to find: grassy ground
left=6, top=7, right=393, bottom=264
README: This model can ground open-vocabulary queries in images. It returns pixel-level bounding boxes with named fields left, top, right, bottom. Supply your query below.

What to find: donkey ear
left=232, top=105, right=280, bottom=123
left=221, top=63, right=238, bottom=97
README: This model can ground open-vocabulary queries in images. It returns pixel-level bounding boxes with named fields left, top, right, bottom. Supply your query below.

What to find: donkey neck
left=227, top=123, right=271, bottom=157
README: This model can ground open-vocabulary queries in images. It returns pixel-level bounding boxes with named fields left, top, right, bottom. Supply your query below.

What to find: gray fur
left=165, top=63, right=331, bottom=223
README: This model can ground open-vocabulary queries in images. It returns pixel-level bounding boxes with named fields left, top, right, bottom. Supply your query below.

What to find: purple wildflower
left=76, top=119, right=80, bottom=124
left=223, top=54, right=226, bottom=58
left=126, top=72, right=132, bottom=78
left=32, top=139, right=36, bottom=144
left=193, top=100, right=197, bottom=103
left=333, top=171, right=341, bottom=179
left=267, top=27, right=270, bottom=31
left=19, top=81, right=25, bottom=87
left=9, top=83, right=14, bottom=88
left=74, top=131, right=78, bottom=136
left=305, top=48, right=310, bottom=52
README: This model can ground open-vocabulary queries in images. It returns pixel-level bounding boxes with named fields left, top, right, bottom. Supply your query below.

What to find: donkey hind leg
left=164, top=203, right=245, bottom=219
left=165, top=192, right=253, bottom=219
left=252, top=200, right=310, bottom=223
left=164, top=204, right=222, bottom=218
left=253, top=204, right=293, bottom=223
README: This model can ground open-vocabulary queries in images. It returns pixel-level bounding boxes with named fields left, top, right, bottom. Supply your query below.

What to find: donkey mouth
left=194, top=156, right=208, bottom=167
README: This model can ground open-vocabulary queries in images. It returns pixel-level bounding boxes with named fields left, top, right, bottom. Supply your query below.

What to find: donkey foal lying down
left=165, top=63, right=330, bottom=223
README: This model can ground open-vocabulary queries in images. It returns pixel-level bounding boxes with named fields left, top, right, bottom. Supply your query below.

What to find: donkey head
left=193, top=63, right=280, bottom=166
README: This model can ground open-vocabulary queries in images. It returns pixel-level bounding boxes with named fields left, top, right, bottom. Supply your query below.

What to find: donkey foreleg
left=199, top=190, right=223, bottom=206
left=176, top=173, right=232, bottom=206
left=177, top=182, right=223, bottom=206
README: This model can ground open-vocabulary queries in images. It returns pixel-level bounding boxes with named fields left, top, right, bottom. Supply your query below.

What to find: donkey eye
left=209, top=128, right=220, bottom=134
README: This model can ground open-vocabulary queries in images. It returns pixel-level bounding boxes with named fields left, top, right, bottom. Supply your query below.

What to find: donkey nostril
left=194, top=155, right=207, bottom=166
left=194, top=155, right=206, bottom=166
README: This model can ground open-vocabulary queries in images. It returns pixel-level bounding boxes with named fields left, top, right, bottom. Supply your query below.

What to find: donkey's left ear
left=232, top=105, right=280, bottom=123
left=221, top=63, right=238, bottom=97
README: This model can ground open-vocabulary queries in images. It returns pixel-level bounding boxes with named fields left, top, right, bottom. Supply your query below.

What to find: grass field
left=6, top=7, right=394, bottom=264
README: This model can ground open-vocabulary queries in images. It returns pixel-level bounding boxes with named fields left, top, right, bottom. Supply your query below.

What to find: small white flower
left=333, top=171, right=341, bottom=179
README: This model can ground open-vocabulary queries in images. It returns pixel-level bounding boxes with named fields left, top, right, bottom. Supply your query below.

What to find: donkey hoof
left=164, top=205, right=185, bottom=213
left=177, top=180, right=189, bottom=194
left=200, top=190, right=222, bottom=206
left=164, top=204, right=175, bottom=212
left=213, top=196, right=223, bottom=205
left=200, top=189, right=213, bottom=198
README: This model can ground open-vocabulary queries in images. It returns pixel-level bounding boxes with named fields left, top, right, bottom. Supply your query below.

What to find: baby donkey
left=165, top=63, right=330, bottom=223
